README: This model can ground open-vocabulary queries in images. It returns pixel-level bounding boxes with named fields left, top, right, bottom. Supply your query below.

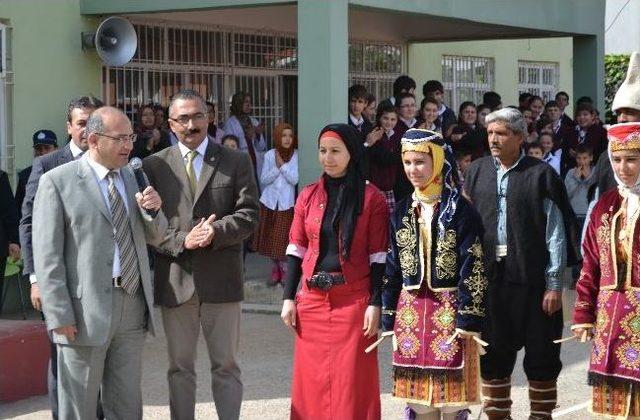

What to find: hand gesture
left=275, top=151, right=284, bottom=168
left=542, top=290, right=562, bottom=316
left=363, top=305, right=381, bottom=338
left=135, top=186, right=162, bottom=212
left=184, top=215, right=217, bottom=250
left=281, top=299, right=297, bottom=333
left=366, top=127, right=384, bottom=147
left=451, top=132, right=467, bottom=143
left=255, top=122, right=264, bottom=136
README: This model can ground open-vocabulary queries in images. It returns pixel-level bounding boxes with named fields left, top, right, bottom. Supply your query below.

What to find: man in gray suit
left=143, top=89, right=259, bottom=420
left=33, top=106, right=168, bottom=420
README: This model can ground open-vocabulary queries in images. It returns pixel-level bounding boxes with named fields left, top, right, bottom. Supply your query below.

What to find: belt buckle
left=113, top=277, right=123, bottom=288
left=310, top=272, right=333, bottom=291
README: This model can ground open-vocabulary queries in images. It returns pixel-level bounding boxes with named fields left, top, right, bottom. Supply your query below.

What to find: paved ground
left=1, top=254, right=594, bottom=419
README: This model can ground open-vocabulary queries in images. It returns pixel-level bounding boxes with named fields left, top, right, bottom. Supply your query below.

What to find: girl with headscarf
left=572, top=122, right=640, bottom=418
left=131, top=103, right=170, bottom=160
left=254, top=123, right=298, bottom=286
left=280, top=123, right=389, bottom=419
left=381, top=129, right=488, bottom=420
left=222, top=91, right=268, bottom=181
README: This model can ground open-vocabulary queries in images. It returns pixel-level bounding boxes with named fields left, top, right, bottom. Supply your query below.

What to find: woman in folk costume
left=382, top=128, right=489, bottom=420
left=573, top=122, right=640, bottom=418
left=280, top=123, right=389, bottom=419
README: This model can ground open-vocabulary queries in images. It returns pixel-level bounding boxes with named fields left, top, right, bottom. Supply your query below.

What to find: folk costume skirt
left=290, top=281, right=381, bottom=420
left=254, top=204, right=294, bottom=259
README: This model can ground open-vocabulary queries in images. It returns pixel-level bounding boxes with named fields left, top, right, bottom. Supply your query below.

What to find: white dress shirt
left=177, top=137, right=209, bottom=181
left=86, top=155, right=130, bottom=278
left=69, top=140, right=85, bottom=159
left=259, top=149, right=298, bottom=211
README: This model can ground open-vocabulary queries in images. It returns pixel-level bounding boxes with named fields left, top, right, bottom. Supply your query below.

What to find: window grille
left=441, top=55, right=494, bottom=112
left=103, top=18, right=405, bottom=145
left=518, top=61, right=559, bottom=103
left=0, top=22, right=14, bottom=177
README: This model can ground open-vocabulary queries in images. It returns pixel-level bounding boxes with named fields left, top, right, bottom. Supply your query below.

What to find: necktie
left=186, top=150, right=198, bottom=197
left=107, top=171, right=140, bottom=295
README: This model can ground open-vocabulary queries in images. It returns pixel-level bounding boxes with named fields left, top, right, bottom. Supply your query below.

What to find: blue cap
left=32, top=129, right=57, bottom=147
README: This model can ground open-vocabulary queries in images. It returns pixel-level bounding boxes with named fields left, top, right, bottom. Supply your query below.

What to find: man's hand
left=135, top=186, right=162, bottom=212
left=8, top=243, right=20, bottom=260
left=184, top=215, right=217, bottom=250
left=542, top=290, right=562, bottom=316
left=30, top=283, right=42, bottom=311
left=281, top=299, right=297, bottom=333
left=53, top=325, right=77, bottom=341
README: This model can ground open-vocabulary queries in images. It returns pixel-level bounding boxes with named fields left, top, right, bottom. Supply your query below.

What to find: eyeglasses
left=97, top=133, right=137, bottom=143
left=169, top=113, right=208, bottom=126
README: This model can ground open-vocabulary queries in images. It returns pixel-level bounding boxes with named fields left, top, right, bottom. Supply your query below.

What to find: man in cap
left=15, top=129, right=58, bottom=213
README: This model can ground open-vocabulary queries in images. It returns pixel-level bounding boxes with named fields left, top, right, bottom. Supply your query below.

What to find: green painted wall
left=408, top=37, right=574, bottom=113
left=1, top=0, right=101, bottom=174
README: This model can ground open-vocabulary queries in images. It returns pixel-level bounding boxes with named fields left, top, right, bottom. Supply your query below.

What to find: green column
left=297, top=0, right=348, bottom=186
left=573, top=35, right=605, bottom=115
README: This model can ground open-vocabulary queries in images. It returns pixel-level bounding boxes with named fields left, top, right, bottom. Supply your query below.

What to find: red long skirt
left=290, top=282, right=381, bottom=420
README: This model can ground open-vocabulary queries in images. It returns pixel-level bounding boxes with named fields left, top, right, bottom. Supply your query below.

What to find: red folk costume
left=573, top=122, right=640, bottom=418
left=285, top=125, right=389, bottom=420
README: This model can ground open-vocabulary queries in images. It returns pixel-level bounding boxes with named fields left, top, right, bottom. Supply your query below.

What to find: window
left=442, top=55, right=494, bottom=112
left=349, top=40, right=402, bottom=103
left=518, top=61, right=559, bottom=103
left=0, top=22, right=14, bottom=175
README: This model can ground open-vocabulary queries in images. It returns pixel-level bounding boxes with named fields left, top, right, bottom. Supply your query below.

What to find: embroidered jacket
left=382, top=195, right=488, bottom=332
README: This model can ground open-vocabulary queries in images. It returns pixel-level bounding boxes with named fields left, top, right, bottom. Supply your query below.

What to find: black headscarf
left=318, top=123, right=367, bottom=261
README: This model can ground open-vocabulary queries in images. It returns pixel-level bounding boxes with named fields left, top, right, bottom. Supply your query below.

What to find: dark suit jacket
left=143, top=140, right=259, bottom=307
left=0, top=170, right=19, bottom=264
left=15, top=166, right=31, bottom=217
left=19, top=143, right=74, bottom=275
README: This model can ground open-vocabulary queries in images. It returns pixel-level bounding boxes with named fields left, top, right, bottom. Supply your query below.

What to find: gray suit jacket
left=143, top=140, right=259, bottom=307
left=33, top=157, right=168, bottom=346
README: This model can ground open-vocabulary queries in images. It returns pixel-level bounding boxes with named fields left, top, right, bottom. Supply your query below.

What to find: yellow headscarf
left=401, top=129, right=445, bottom=203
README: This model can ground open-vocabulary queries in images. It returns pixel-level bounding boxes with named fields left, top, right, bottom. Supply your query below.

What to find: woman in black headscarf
left=281, top=123, right=389, bottom=419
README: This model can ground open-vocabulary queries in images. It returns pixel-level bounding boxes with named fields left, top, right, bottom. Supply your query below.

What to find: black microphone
left=129, top=157, right=158, bottom=218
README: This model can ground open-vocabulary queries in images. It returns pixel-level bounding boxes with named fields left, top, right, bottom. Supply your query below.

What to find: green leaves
left=605, top=54, right=630, bottom=124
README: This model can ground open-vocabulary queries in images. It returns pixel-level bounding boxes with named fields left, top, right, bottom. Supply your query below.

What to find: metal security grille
left=0, top=22, right=14, bottom=176
left=442, top=55, right=494, bottom=112
left=103, top=18, right=404, bottom=144
left=518, top=61, right=559, bottom=103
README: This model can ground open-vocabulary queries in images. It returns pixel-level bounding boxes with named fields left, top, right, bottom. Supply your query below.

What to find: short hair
left=576, top=96, right=593, bottom=106
left=555, top=91, right=569, bottom=101
left=221, top=134, right=239, bottom=147
left=575, top=102, right=596, bottom=115
left=375, top=102, right=397, bottom=124
left=476, top=103, right=490, bottom=114
left=67, top=96, right=104, bottom=122
left=526, top=142, right=544, bottom=153
left=575, top=144, right=593, bottom=155
left=422, top=80, right=444, bottom=97
left=519, top=106, right=531, bottom=114
left=454, top=147, right=473, bottom=160
left=348, top=84, right=368, bottom=101
left=366, top=93, right=376, bottom=104
left=483, top=91, right=502, bottom=110
left=529, top=95, right=544, bottom=105
left=169, top=89, right=207, bottom=116
left=420, top=97, right=439, bottom=110
left=85, top=107, right=126, bottom=137
left=393, top=75, right=416, bottom=97
left=485, top=107, right=527, bottom=135
left=395, top=92, right=415, bottom=106
left=545, top=100, right=560, bottom=110
left=519, top=92, right=533, bottom=103
left=458, top=101, right=476, bottom=115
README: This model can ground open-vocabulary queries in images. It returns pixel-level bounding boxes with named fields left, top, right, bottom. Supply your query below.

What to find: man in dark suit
left=19, top=96, right=103, bottom=420
left=15, top=129, right=58, bottom=215
left=143, top=89, right=259, bottom=420
left=0, top=170, right=20, bottom=308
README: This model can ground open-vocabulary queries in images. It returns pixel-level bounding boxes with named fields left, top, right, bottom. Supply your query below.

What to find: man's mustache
left=183, top=128, right=201, bottom=135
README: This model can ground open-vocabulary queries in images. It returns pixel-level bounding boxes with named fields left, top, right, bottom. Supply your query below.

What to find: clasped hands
left=184, top=215, right=217, bottom=249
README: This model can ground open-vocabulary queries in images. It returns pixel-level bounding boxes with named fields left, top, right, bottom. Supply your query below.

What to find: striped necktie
left=185, top=150, right=198, bottom=197
left=107, top=171, right=140, bottom=295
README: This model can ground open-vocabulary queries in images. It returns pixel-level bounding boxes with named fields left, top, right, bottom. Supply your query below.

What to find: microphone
left=129, top=157, right=158, bottom=217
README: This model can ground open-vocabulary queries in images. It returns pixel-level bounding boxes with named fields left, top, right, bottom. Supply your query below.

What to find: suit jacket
left=19, top=143, right=74, bottom=275
left=32, top=157, right=167, bottom=346
left=143, top=140, right=259, bottom=307
left=15, top=166, right=31, bottom=217
left=0, top=170, right=19, bottom=262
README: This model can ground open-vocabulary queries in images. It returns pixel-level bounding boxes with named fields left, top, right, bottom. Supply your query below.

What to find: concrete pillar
left=573, top=35, right=605, bottom=115
left=297, top=0, right=348, bottom=186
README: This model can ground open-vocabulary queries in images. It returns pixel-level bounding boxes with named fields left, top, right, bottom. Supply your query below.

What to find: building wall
left=1, top=0, right=101, bottom=175
left=408, top=37, right=574, bottom=113
left=605, top=0, right=640, bottom=54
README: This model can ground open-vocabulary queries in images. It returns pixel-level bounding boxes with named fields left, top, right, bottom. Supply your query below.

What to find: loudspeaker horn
left=81, top=17, right=137, bottom=66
